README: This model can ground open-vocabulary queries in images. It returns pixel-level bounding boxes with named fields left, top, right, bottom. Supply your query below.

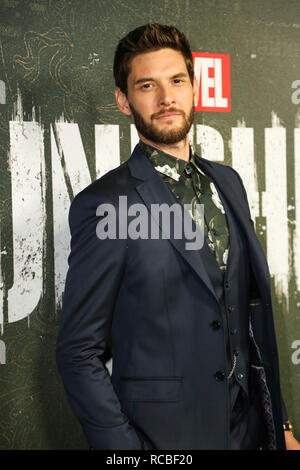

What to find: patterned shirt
left=138, top=140, right=230, bottom=273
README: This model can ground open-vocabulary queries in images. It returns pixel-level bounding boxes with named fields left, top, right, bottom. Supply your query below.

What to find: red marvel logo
left=192, top=52, right=231, bottom=112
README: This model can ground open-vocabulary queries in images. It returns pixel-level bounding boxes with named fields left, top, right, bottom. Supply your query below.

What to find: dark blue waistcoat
left=199, top=187, right=252, bottom=412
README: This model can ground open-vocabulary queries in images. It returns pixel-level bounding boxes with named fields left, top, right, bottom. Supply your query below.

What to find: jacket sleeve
left=230, top=166, right=289, bottom=424
left=56, top=189, right=144, bottom=450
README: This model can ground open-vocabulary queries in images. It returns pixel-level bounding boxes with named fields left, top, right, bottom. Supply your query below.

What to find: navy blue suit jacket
left=56, top=144, right=286, bottom=450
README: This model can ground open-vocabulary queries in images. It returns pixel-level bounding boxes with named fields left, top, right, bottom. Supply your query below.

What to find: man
left=56, top=23, right=299, bottom=450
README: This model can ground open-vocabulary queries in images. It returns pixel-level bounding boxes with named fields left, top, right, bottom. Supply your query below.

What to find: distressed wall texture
left=0, top=0, right=299, bottom=449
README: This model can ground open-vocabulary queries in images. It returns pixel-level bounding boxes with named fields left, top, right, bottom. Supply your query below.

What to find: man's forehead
left=128, top=48, right=188, bottom=82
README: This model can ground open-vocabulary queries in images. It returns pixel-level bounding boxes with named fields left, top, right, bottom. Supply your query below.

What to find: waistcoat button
left=215, top=371, right=225, bottom=382
left=211, top=320, right=221, bottom=330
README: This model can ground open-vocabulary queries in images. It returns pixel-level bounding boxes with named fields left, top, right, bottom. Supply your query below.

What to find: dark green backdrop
left=0, top=0, right=299, bottom=449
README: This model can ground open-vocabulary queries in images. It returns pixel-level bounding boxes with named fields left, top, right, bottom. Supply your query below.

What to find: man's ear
left=115, top=87, right=132, bottom=116
left=193, top=75, right=199, bottom=107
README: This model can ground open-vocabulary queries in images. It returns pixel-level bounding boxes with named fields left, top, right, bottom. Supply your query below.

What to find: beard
left=128, top=101, right=195, bottom=145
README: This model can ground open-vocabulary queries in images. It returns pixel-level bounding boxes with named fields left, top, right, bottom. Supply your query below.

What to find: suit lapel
left=128, top=145, right=218, bottom=303
left=128, top=144, right=271, bottom=305
left=193, top=154, right=271, bottom=303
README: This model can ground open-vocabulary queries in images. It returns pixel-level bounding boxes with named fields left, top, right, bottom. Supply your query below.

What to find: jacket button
left=231, top=328, right=238, bottom=335
left=211, top=320, right=221, bottom=330
left=227, top=305, right=235, bottom=312
left=237, top=372, right=244, bottom=380
left=215, top=371, right=225, bottom=381
left=225, top=281, right=230, bottom=288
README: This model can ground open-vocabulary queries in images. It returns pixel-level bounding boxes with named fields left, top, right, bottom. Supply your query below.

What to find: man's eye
left=173, top=79, right=183, bottom=84
left=142, top=83, right=152, bottom=89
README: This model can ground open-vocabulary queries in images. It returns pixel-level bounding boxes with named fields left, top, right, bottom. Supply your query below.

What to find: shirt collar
left=138, top=139, right=203, bottom=181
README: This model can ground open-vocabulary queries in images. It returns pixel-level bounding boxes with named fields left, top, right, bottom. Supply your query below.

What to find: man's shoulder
left=67, top=157, right=140, bottom=232
left=195, top=154, right=240, bottom=181
left=71, top=158, right=137, bottom=209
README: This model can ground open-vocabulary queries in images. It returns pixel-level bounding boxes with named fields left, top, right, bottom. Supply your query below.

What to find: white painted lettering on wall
left=1, top=110, right=299, bottom=339
left=0, top=340, right=5, bottom=364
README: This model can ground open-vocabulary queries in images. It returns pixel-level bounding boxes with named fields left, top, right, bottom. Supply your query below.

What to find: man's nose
left=158, top=84, right=175, bottom=106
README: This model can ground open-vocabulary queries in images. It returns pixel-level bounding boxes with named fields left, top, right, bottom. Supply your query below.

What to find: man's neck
left=138, top=134, right=190, bottom=162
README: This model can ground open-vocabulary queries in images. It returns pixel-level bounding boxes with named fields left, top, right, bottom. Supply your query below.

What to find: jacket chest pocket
left=119, top=376, right=183, bottom=402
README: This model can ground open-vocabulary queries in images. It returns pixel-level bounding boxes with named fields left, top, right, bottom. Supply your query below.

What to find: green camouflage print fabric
left=138, top=140, right=230, bottom=273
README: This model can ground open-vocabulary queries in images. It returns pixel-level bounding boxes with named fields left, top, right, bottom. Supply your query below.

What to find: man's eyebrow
left=133, top=72, right=188, bottom=87
left=134, top=77, right=155, bottom=86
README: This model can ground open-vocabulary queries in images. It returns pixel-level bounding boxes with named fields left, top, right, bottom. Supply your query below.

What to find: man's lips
left=155, top=113, right=182, bottom=120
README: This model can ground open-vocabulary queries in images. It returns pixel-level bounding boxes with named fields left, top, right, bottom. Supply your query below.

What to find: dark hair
left=113, top=23, right=194, bottom=96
